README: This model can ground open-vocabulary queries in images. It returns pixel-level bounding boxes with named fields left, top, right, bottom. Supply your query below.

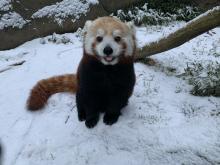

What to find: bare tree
left=135, top=6, right=220, bottom=61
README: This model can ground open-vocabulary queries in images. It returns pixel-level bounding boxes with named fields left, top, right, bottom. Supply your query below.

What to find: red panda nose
left=103, top=46, right=113, bottom=56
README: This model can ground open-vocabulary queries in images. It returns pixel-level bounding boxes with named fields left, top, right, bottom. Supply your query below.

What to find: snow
left=0, top=0, right=27, bottom=29
left=0, top=0, right=11, bottom=12
left=0, top=23, right=220, bottom=165
left=32, top=0, right=99, bottom=24
left=189, top=6, right=220, bottom=23
left=0, top=12, right=28, bottom=30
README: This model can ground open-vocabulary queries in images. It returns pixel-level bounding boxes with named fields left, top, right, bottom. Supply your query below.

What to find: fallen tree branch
left=0, top=67, right=12, bottom=73
left=9, top=60, right=26, bottom=66
left=135, top=6, right=220, bottom=60
left=0, top=60, right=26, bottom=73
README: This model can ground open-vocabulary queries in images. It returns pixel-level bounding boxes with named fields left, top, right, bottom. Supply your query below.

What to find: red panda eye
left=114, top=36, right=121, bottom=42
left=96, top=36, right=103, bottom=42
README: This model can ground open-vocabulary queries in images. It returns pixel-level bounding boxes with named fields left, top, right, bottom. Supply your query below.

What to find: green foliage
left=113, top=1, right=202, bottom=26
left=147, top=0, right=193, bottom=13
left=179, top=37, right=220, bottom=97
left=181, top=61, right=220, bottom=96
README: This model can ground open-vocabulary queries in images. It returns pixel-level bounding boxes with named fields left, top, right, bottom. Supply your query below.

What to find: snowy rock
left=0, top=12, right=27, bottom=30
left=0, top=0, right=11, bottom=12
left=32, top=0, right=99, bottom=24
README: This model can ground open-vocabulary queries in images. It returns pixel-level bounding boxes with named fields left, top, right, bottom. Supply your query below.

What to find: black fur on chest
left=76, top=55, right=135, bottom=128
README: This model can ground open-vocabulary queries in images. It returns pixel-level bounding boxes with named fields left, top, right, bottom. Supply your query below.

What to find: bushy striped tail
left=27, top=74, right=77, bottom=111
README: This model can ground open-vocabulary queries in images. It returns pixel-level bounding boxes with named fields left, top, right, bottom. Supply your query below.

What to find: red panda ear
left=84, top=20, right=93, bottom=32
left=126, top=21, right=135, bottom=34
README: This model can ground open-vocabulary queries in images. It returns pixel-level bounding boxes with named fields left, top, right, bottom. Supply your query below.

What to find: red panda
left=27, top=17, right=137, bottom=128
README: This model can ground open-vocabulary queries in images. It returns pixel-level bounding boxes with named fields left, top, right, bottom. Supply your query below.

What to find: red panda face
left=83, top=17, right=136, bottom=65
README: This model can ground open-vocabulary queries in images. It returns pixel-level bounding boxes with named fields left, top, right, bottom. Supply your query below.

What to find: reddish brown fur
left=27, top=17, right=136, bottom=113
left=88, top=17, right=132, bottom=38
left=27, top=74, right=77, bottom=110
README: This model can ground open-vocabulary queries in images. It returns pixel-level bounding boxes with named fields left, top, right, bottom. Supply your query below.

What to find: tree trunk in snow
left=135, top=6, right=220, bottom=61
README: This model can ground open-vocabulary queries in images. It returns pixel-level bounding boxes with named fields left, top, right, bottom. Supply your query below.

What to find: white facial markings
left=101, top=57, right=119, bottom=65
left=84, top=20, right=92, bottom=32
left=123, top=35, right=134, bottom=56
left=84, top=20, right=94, bottom=55
left=97, top=28, right=105, bottom=36
left=126, top=21, right=135, bottom=34
left=84, top=32, right=94, bottom=55
left=96, top=36, right=121, bottom=57
left=83, top=19, right=136, bottom=65
left=113, top=30, right=121, bottom=37
left=124, top=22, right=136, bottom=56
left=113, top=29, right=135, bottom=57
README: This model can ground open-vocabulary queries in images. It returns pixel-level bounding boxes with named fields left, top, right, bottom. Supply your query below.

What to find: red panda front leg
left=84, top=101, right=100, bottom=128
left=76, top=92, right=86, bottom=121
left=76, top=89, right=101, bottom=128
left=85, top=110, right=100, bottom=128
left=103, top=93, right=129, bottom=125
left=103, top=111, right=121, bottom=125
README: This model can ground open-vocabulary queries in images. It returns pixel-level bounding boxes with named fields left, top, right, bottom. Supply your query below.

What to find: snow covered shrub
left=181, top=102, right=203, bottom=118
left=147, top=0, right=200, bottom=21
left=182, top=61, right=220, bottom=96
left=0, top=0, right=28, bottom=30
left=114, top=4, right=172, bottom=26
left=40, top=33, right=72, bottom=44
left=113, top=2, right=201, bottom=26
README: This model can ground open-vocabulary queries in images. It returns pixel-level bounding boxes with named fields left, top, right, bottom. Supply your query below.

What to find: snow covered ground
left=0, top=22, right=220, bottom=165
